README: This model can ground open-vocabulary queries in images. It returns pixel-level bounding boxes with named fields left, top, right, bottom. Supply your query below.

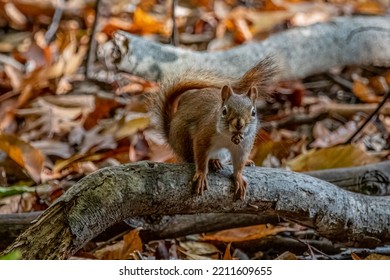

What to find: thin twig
left=44, top=0, right=65, bottom=44
left=327, top=73, right=353, bottom=89
left=0, top=90, right=19, bottom=103
left=345, top=89, right=390, bottom=144
left=0, top=54, right=24, bottom=71
left=86, top=0, right=102, bottom=79
left=293, top=237, right=334, bottom=260
left=170, top=0, right=179, bottom=46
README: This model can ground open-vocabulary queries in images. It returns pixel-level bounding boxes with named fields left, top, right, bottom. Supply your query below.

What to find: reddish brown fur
left=150, top=58, right=276, bottom=198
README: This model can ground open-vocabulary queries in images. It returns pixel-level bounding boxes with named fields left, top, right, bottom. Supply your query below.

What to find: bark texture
left=98, top=16, right=390, bottom=82
left=2, top=161, right=390, bottom=259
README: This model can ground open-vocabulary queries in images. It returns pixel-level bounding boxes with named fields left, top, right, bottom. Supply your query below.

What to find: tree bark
left=1, top=161, right=388, bottom=248
left=98, top=16, right=390, bottom=82
left=2, top=161, right=390, bottom=259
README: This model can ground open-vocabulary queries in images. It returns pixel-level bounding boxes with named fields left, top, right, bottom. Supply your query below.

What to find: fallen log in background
left=2, top=161, right=390, bottom=259
left=98, top=16, right=390, bottom=82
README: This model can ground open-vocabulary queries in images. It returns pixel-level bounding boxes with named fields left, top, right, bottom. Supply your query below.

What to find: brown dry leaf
left=30, top=140, right=72, bottom=158
left=94, top=241, right=126, bottom=260
left=179, top=241, right=220, bottom=260
left=287, top=144, right=379, bottom=172
left=201, top=224, right=296, bottom=243
left=355, top=1, right=386, bottom=14
left=4, top=64, right=23, bottom=90
left=4, top=2, right=27, bottom=29
left=369, top=76, right=389, bottom=96
left=248, top=11, right=291, bottom=34
left=252, top=138, right=298, bottom=166
left=275, top=251, right=298, bottom=260
left=94, top=228, right=142, bottom=260
left=52, top=153, right=88, bottom=174
left=310, top=121, right=357, bottom=148
left=18, top=95, right=95, bottom=137
left=364, top=253, right=390, bottom=260
left=0, top=134, right=44, bottom=182
left=132, top=7, right=170, bottom=36
left=0, top=32, right=31, bottom=53
left=62, top=43, right=88, bottom=76
left=115, top=115, right=150, bottom=140
left=84, top=97, right=120, bottom=130
left=353, top=80, right=381, bottom=103
left=0, top=192, right=36, bottom=214
left=122, top=228, right=143, bottom=257
left=101, top=7, right=170, bottom=37
left=223, top=243, right=233, bottom=260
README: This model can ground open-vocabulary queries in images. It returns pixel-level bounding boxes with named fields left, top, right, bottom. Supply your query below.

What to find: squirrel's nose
left=235, top=122, right=243, bottom=130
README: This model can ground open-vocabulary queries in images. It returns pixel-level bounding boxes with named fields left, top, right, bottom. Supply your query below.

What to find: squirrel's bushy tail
left=150, top=57, right=277, bottom=141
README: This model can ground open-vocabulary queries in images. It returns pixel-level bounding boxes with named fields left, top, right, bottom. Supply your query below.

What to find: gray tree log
left=98, top=16, right=390, bottom=82
left=2, top=161, right=390, bottom=259
left=1, top=160, right=389, bottom=250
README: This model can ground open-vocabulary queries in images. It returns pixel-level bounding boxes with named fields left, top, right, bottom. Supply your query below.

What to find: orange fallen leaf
left=201, top=224, right=296, bottom=243
left=0, top=134, right=44, bottom=182
left=223, top=243, right=233, bottom=260
left=353, top=80, right=381, bottom=103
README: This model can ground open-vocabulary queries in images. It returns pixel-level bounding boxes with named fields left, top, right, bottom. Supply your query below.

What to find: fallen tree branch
left=98, top=16, right=390, bottom=82
left=2, top=161, right=390, bottom=259
left=1, top=159, right=388, bottom=248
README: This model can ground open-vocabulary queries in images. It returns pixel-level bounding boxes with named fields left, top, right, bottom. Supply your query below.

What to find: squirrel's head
left=218, top=85, right=258, bottom=144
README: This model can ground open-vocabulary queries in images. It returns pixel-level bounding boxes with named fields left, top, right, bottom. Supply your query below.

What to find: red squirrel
left=151, top=59, right=276, bottom=199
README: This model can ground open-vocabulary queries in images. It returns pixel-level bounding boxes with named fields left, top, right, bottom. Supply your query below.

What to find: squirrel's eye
left=222, top=106, right=227, bottom=116
left=251, top=107, right=256, bottom=117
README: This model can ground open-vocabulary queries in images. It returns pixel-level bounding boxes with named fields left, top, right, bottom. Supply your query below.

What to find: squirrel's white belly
left=208, top=134, right=244, bottom=163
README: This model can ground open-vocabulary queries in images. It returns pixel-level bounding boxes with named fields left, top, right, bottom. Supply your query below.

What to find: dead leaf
left=287, top=144, right=379, bottom=172
left=201, top=224, right=297, bottom=243
left=223, top=243, right=233, bottom=260
left=122, top=228, right=143, bottom=257
left=94, top=228, right=143, bottom=260
left=275, top=251, right=298, bottom=260
left=179, top=241, right=220, bottom=260
left=355, top=1, right=386, bottom=15
left=0, top=134, right=44, bottom=182
left=115, top=115, right=150, bottom=140
left=364, top=253, right=390, bottom=260
left=310, top=121, right=357, bottom=148
left=353, top=79, right=381, bottom=103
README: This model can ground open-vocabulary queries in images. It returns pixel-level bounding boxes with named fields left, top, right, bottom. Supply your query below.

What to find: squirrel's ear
left=221, top=85, right=233, bottom=101
left=247, top=87, right=258, bottom=102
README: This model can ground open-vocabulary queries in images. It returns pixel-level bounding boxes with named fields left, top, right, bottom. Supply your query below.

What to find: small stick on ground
left=345, top=89, right=390, bottom=144
left=86, top=0, right=102, bottom=79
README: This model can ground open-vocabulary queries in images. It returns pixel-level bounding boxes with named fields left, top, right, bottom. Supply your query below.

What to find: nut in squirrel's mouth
left=231, top=133, right=244, bottom=145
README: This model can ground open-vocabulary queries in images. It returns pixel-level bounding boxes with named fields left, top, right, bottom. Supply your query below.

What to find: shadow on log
left=2, top=161, right=390, bottom=259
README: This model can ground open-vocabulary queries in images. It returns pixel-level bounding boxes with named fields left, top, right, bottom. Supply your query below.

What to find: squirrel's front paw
left=209, top=158, right=223, bottom=171
left=234, top=173, right=248, bottom=200
left=193, top=172, right=208, bottom=195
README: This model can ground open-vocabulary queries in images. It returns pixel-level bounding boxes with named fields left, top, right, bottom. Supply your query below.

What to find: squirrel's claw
left=193, top=172, right=208, bottom=195
left=234, top=173, right=247, bottom=200
left=245, top=160, right=255, bottom=167
left=209, top=158, right=223, bottom=171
